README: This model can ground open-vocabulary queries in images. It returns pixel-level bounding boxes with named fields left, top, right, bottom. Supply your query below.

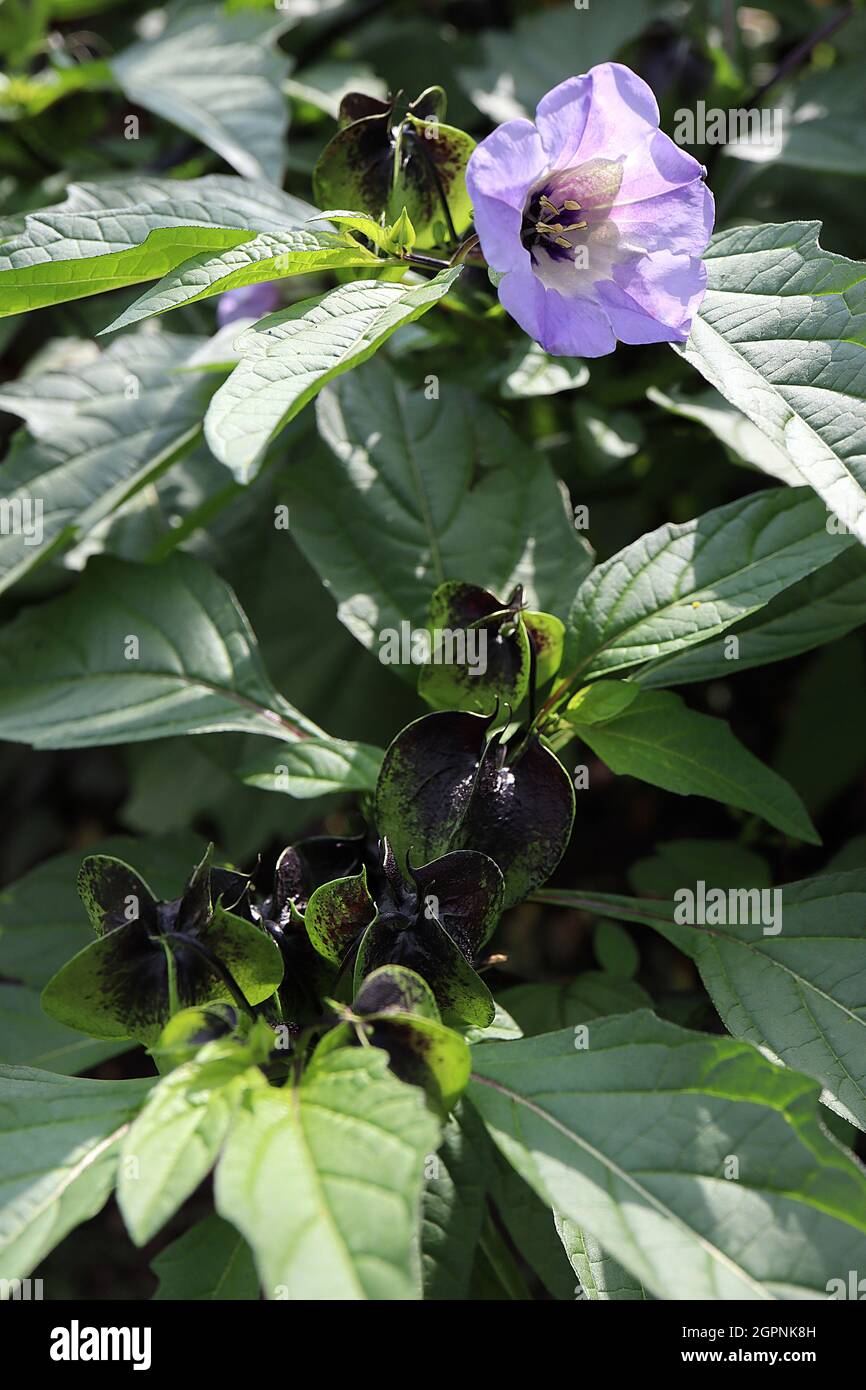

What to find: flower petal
left=618, top=128, right=708, bottom=201
left=217, top=281, right=280, bottom=326
left=498, top=264, right=617, bottom=357
left=597, top=251, right=708, bottom=344
left=465, top=118, right=545, bottom=272
left=537, top=66, right=709, bottom=216
left=609, top=167, right=715, bottom=256
left=536, top=63, right=658, bottom=169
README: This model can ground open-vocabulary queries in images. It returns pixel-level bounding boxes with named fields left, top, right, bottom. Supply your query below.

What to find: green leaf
left=0, top=175, right=320, bottom=317
left=215, top=1046, right=440, bottom=1299
left=488, top=1154, right=575, bottom=1299
left=0, top=553, right=380, bottom=788
left=282, top=61, right=387, bottom=120
left=459, top=2, right=655, bottom=122
left=648, top=386, right=805, bottom=488
left=566, top=682, right=819, bottom=844
left=0, top=56, right=112, bottom=119
left=592, top=921, right=639, bottom=978
left=565, top=486, right=851, bottom=679
left=556, top=1217, right=648, bottom=1301
left=104, top=228, right=380, bottom=334
left=118, top=1037, right=269, bottom=1245
left=0, top=0, right=52, bottom=67
left=111, top=6, right=290, bottom=183
left=0, top=1066, right=153, bottom=1280
left=0, top=984, right=128, bottom=1075
left=151, top=1214, right=259, bottom=1300
left=0, top=329, right=230, bottom=595
left=238, top=738, right=382, bottom=798
left=286, top=358, right=591, bottom=660
left=725, top=67, right=866, bottom=178
left=313, top=208, right=416, bottom=256
left=204, top=269, right=462, bottom=481
left=572, top=402, right=643, bottom=472
left=460, top=1001, right=523, bottom=1045
left=637, top=544, right=866, bottom=687
left=629, top=839, right=772, bottom=897
left=469, top=1013, right=866, bottom=1299
left=774, top=637, right=866, bottom=814
left=565, top=680, right=639, bottom=724
left=421, top=1103, right=491, bottom=1300
left=678, top=223, right=866, bottom=543
left=0, top=833, right=205, bottom=989
left=500, top=340, right=589, bottom=398
left=828, top=836, right=866, bottom=873
left=497, top=973, right=650, bottom=1038
left=534, top=873, right=866, bottom=1134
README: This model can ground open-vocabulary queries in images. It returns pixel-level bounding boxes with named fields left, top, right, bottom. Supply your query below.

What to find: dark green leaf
left=0, top=1066, right=154, bottom=1279
left=151, top=1214, right=259, bottom=1301
left=470, top=1013, right=866, bottom=1298
left=566, top=682, right=819, bottom=844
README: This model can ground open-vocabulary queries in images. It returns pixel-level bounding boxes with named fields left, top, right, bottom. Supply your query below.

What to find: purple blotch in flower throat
left=466, top=63, right=714, bottom=358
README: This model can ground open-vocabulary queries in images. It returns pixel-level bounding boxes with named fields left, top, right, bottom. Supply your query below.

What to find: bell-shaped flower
left=466, top=63, right=713, bottom=356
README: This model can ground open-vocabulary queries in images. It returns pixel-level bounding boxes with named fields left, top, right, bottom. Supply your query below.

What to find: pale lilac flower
left=466, top=63, right=714, bottom=357
left=216, top=281, right=280, bottom=327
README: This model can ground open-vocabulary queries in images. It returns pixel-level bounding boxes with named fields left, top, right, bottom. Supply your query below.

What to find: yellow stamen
left=563, top=199, right=582, bottom=211
left=554, top=236, right=572, bottom=248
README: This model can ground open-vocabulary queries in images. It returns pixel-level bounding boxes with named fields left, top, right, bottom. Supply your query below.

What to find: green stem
left=450, top=233, right=481, bottom=266
left=402, top=249, right=453, bottom=271
left=531, top=660, right=591, bottom=731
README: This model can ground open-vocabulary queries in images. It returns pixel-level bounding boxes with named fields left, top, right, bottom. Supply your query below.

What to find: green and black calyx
left=43, top=607, right=576, bottom=1105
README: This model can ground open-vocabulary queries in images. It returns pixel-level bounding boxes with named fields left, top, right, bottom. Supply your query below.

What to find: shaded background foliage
left=1, top=0, right=865, bottom=1298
